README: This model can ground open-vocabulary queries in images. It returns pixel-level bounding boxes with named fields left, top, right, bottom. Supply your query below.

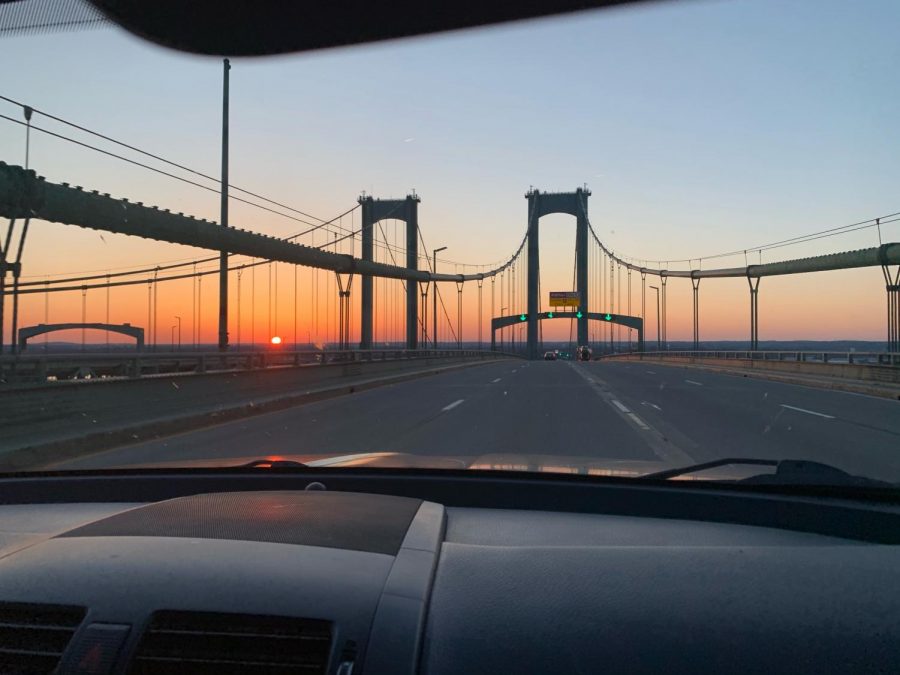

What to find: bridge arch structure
left=18, top=323, right=144, bottom=350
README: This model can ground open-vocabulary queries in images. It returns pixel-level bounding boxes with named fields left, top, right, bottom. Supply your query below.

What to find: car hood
left=101, top=451, right=760, bottom=481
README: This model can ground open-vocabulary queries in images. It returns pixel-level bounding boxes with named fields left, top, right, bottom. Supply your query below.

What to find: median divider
left=0, top=353, right=511, bottom=471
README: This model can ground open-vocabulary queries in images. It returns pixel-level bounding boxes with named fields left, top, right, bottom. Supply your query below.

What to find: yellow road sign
left=549, top=292, right=580, bottom=307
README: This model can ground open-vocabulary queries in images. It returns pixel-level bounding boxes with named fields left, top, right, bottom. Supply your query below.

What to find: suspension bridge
left=0, top=97, right=899, bottom=477
left=1, top=162, right=898, bottom=363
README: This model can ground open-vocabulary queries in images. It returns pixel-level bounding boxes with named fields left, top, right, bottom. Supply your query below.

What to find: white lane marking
left=565, top=361, right=694, bottom=464
left=641, top=401, right=662, bottom=411
left=646, top=370, right=656, bottom=375
left=611, top=400, right=630, bottom=413
left=780, top=404, right=834, bottom=419
left=685, top=379, right=703, bottom=386
left=491, top=378, right=501, bottom=383
left=511, top=369, right=517, bottom=373
left=627, top=412, right=650, bottom=430
left=442, top=399, right=465, bottom=412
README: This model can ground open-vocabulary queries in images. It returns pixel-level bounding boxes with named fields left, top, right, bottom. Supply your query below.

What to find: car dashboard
left=0, top=471, right=898, bottom=674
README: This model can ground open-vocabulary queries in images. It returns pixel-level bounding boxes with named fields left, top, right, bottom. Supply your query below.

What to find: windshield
left=1, top=0, right=898, bottom=487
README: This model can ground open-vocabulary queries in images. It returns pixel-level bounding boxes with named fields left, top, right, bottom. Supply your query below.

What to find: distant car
left=578, top=346, right=592, bottom=361
left=543, top=351, right=557, bottom=360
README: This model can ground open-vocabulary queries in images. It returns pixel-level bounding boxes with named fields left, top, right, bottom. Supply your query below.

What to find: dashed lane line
left=780, top=404, right=834, bottom=419
left=567, top=362, right=693, bottom=464
left=442, top=399, right=465, bottom=412
left=611, top=400, right=630, bottom=413
left=627, top=412, right=650, bottom=430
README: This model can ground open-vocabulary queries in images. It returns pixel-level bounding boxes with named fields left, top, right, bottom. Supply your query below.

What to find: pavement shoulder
left=615, top=358, right=900, bottom=400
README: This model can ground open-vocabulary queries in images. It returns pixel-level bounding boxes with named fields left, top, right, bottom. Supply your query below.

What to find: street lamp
left=649, top=286, right=661, bottom=351
left=433, top=246, right=447, bottom=350
left=174, top=315, right=181, bottom=351
left=170, top=325, right=177, bottom=349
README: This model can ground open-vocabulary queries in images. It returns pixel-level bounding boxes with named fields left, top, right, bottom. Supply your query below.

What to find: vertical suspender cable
left=192, top=263, right=197, bottom=349
left=43, top=280, right=48, bottom=351
left=147, top=280, right=151, bottom=350
left=153, top=268, right=159, bottom=350
left=236, top=269, right=242, bottom=351
left=105, top=275, right=110, bottom=349
left=81, top=286, right=86, bottom=351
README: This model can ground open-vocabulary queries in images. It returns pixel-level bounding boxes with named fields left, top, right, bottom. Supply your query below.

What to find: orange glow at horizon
left=9, top=242, right=892, bottom=348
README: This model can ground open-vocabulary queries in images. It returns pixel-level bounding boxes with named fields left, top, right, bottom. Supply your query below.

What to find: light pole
left=500, top=306, right=507, bottom=351
left=174, top=315, right=181, bottom=351
left=433, top=246, right=447, bottom=350
left=649, top=285, right=661, bottom=351
left=218, top=58, right=230, bottom=352
left=171, top=325, right=177, bottom=349
left=420, top=282, right=429, bottom=347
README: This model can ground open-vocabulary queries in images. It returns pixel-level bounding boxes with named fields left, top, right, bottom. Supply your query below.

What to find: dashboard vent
left=0, top=602, right=86, bottom=674
left=129, top=610, right=332, bottom=674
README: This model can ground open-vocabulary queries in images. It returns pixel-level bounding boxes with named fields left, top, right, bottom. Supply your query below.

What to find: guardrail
left=0, top=349, right=516, bottom=385
left=601, top=350, right=900, bottom=367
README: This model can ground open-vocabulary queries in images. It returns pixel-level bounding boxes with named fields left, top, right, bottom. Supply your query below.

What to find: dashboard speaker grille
left=0, top=602, right=86, bottom=674
left=128, top=610, right=332, bottom=675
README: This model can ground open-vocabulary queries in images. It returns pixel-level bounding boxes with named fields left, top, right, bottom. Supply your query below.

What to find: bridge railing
left=0, top=348, right=515, bottom=385
left=600, top=350, right=900, bottom=367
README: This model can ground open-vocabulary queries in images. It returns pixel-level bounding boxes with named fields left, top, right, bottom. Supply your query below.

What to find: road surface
left=56, top=360, right=900, bottom=482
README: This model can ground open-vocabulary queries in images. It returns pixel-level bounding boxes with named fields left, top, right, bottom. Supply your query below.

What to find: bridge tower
left=359, top=194, right=420, bottom=350
left=525, top=188, right=591, bottom=359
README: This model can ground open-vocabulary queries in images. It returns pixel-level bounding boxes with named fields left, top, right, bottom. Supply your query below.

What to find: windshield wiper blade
left=238, top=459, right=309, bottom=469
left=642, top=458, right=893, bottom=488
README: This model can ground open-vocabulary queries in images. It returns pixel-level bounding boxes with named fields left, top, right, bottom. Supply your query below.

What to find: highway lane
left=55, top=361, right=662, bottom=470
left=54, top=359, right=900, bottom=483
left=585, top=361, right=900, bottom=482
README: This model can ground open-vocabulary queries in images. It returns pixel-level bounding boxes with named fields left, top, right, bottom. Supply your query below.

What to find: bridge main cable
left=0, top=163, right=526, bottom=285
left=578, top=196, right=900, bottom=279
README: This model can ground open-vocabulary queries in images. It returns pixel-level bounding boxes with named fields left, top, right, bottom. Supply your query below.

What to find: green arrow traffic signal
left=546, top=312, right=554, bottom=318
left=575, top=310, right=583, bottom=319
left=604, top=313, right=612, bottom=321
left=519, top=313, right=527, bottom=322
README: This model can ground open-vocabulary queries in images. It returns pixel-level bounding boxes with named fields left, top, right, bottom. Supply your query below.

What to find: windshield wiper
left=642, top=458, right=893, bottom=488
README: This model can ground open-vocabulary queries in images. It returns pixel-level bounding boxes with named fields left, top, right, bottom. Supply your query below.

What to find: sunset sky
left=1, top=0, right=898, bottom=346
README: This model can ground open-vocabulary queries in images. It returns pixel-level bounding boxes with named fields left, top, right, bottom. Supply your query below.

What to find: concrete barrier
left=0, top=353, right=510, bottom=469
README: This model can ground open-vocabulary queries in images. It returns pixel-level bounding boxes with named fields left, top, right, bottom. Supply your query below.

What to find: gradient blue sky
left=1, top=0, right=898, bottom=341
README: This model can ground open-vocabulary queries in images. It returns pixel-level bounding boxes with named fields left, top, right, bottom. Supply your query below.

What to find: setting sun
left=270, top=336, right=282, bottom=345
